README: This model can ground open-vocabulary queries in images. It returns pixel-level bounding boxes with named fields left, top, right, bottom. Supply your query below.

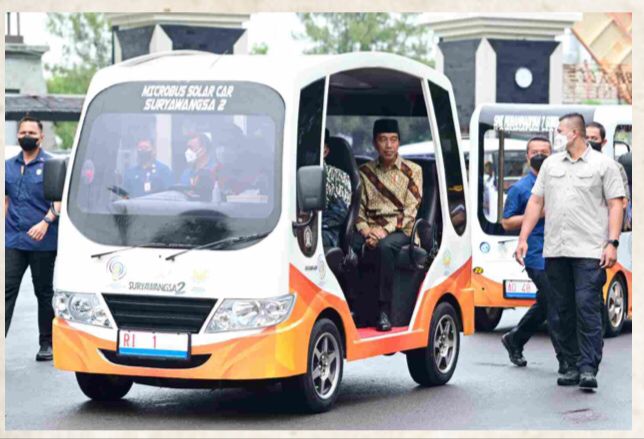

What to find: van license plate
left=504, top=280, right=537, bottom=299
left=118, top=330, right=189, bottom=359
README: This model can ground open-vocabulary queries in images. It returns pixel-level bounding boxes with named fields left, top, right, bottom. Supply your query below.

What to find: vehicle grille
left=103, top=294, right=216, bottom=333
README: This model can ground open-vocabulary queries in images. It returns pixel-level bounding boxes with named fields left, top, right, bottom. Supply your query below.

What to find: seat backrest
left=326, top=136, right=362, bottom=254
left=407, top=158, right=441, bottom=252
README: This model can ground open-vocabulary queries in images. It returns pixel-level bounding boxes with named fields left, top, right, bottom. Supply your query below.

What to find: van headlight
left=53, top=291, right=112, bottom=328
left=206, top=294, right=295, bottom=333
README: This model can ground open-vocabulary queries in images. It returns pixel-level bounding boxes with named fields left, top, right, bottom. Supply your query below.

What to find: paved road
left=5, top=273, right=631, bottom=431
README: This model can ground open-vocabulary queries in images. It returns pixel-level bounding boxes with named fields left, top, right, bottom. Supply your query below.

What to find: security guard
left=123, top=138, right=173, bottom=197
left=516, top=113, right=625, bottom=391
left=5, top=115, right=61, bottom=361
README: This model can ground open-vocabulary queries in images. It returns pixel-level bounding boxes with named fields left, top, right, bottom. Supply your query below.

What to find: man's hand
left=514, top=239, right=528, bottom=267
left=366, top=235, right=379, bottom=249
left=600, top=243, right=618, bottom=268
left=27, top=220, right=49, bottom=241
left=369, top=227, right=387, bottom=240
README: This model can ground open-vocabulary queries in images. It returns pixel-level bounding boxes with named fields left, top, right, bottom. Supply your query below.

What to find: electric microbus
left=468, top=104, right=632, bottom=336
left=44, top=51, right=475, bottom=412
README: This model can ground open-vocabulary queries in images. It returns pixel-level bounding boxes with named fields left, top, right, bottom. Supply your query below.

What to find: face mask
left=185, top=148, right=198, bottom=164
left=18, top=136, right=39, bottom=152
left=137, top=150, right=153, bottom=165
left=588, top=141, right=602, bottom=152
left=530, top=154, right=547, bottom=173
left=553, top=133, right=568, bottom=152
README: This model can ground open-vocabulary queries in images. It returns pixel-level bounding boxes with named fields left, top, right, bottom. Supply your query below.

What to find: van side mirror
left=296, top=165, right=326, bottom=212
left=44, top=158, right=68, bottom=202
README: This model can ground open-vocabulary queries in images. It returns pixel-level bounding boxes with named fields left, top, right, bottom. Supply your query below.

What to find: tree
left=250, top=42, right=269, bottom=55
left=45, top=13, right=111, bottom=149
left=294, top=13, right=433, bottom=66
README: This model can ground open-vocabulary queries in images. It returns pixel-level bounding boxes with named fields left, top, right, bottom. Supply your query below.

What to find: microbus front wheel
left=76, top=372, right=133, bottom=401
left=282, top=318, right=344, bottom=413
left=405, top=302, right=460, bottom=387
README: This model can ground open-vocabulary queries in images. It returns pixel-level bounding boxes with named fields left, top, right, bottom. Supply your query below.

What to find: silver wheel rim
left=433, top=315, right=457, bottom=374
left=607, top=280, right=625, bottom=329
left=311, top=332, right=341, bottom=400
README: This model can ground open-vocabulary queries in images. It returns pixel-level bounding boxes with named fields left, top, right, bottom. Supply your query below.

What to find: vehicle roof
left=86, top=51, right=453, bottom=105
left=472, top=103, right=631, bottom=129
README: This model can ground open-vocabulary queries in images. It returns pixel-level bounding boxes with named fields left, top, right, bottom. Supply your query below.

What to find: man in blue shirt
left=123, top=138, right=174, bottom=198
left=5, top=116, right=61, bottom=361
left=500, top=136, right=564, bottom=372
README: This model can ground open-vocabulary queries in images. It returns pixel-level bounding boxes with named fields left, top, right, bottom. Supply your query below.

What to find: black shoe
left=376, top=311, right=392, bottom=332
left=558, top=362, right=569, bottom=375
left=579, top=372, right=598, bottom=390
left=36, top=344, right=53, bottom=362
left=557, top=369, right=580, bottom=386
left=501, top=332, right=527, bottom=367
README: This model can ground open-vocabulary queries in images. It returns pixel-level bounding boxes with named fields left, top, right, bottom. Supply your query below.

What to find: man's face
left=137, top=140, right=154, bottom=154
left=136, top=140, right=155, bottom=164
left=526, top=140, right=551, bottom=161
left=586, top=126, right=605, bottom=147
left=324, top=144, right=329, bottom=159
left=373, top=132, right=399, bottom=162
left=556, top=120, right=577, bottom=147
left=17, top=121, right=43, bottom=143
left=187, top=137, right=205, bottom=157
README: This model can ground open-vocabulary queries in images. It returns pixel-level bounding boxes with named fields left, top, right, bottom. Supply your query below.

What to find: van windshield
left=67, top=81, right=284, bottom=248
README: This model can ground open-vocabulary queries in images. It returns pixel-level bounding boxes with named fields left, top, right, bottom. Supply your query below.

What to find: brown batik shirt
left=356, top=155, right=423, bottom=237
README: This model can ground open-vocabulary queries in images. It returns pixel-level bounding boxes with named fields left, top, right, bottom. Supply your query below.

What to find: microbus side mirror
left=296, top=165, right=326, bottom=212
left=44, top=158, right=68, bottom=202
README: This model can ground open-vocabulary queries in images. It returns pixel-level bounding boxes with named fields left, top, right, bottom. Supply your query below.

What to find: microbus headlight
left=52, top=291, right=113, bottom=328
left=206, top=294, right=295, bottom=333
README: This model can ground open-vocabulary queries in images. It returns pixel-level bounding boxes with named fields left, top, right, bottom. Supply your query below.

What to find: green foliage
left=294, top=13, right=433, bottom=67
left=250, top=42, right=269, bottom=55
left=45, top=13, right=111, bottom=149
left=296, top=14, right=434, bottom=154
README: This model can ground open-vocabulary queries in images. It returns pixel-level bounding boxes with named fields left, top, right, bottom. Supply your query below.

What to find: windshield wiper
left=165, top=233, right=269, bottom=262
left=91, top=242, right=176, bottom=260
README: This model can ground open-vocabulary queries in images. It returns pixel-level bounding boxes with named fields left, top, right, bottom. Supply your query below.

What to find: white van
left=467, top=104, right=632, bottom=336
left=44, top=51, right=475, bottom=412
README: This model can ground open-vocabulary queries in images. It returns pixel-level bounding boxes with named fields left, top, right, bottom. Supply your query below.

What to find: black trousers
left=545, top=257, right=606, bottom=374
left=5, top=249, right=57, bottom=346
left=353, top=231, right=408, bottom=305
left=510, top=267, right=564, bottom=365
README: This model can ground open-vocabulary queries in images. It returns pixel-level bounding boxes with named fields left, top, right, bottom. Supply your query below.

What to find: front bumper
left=52, top=300, right=315, bottom=380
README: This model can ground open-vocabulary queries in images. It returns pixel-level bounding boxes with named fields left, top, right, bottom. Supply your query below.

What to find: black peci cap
left=373, top=119, right=400, bottom=139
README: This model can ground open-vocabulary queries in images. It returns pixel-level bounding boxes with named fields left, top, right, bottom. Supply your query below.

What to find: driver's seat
left=324, top=136, right=362, bottom=277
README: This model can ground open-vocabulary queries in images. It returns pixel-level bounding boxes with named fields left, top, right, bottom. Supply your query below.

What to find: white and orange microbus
left=468, top=104, right=632, bottom=336
left=44, top=51, right=474, bottom=412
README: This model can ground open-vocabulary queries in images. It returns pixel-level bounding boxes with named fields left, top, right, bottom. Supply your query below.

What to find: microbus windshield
left=68, top=81, right=285, bottom=248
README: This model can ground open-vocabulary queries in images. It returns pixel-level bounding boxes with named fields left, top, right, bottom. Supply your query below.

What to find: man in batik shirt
left=322, top=129, right=352, bottom=250
left=354, top=119, right=423, bottom=331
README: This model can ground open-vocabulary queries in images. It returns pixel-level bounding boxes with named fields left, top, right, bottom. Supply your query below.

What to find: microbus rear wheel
left=282, top=318, right=344, bottom=413
left=604, top=276, right=626, bottom=338
left=406, top=302, right=460, bottom=387
left=76, top=372, right=133, bottom=401
left=474, top=307, right=503, bottom=332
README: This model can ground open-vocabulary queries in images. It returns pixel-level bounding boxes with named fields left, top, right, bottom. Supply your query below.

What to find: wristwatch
left=607, top=239, right=620, bottom=249
left=43, top=216, right=54, bottom=225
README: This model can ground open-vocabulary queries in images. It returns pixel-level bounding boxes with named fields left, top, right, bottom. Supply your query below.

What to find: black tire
left=474, top=307, right=503, bottom=332
left=406, top=301, right=460, bottom=387
left=76, top=372, right=133, bottom=401
left=603, top=276, right=627, bottom=338
left=282, top=318, right=344, bottom=413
